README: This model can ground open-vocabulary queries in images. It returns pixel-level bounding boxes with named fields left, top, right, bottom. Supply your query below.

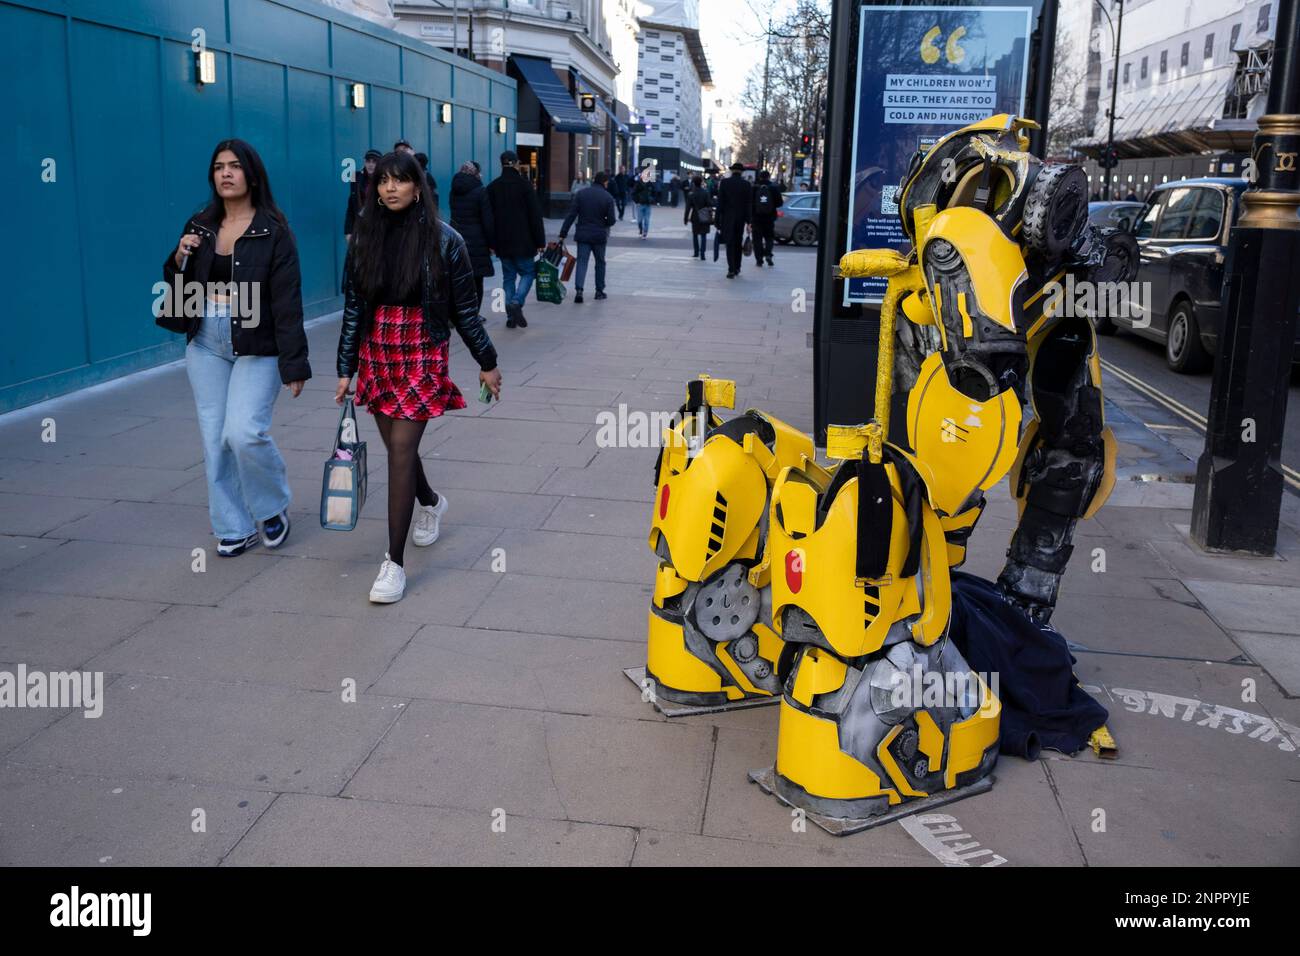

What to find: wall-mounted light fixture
left=350, top=83, right=366, bottom=109
left=195, top=50, right=216, bottom=86
left=440, top=103, right=452, bottom=124
left=497, top=116, right=507, bottom=134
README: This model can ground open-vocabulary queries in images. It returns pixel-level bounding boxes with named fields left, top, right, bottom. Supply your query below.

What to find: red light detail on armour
left=659, top=485, right=670, bottom=519
left=785, top=550, right=804, bottom=593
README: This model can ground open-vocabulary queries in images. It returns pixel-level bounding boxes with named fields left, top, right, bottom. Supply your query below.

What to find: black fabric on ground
left=947, top=571, right=1108, bottom=758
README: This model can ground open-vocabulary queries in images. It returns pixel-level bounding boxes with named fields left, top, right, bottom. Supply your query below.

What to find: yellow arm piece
left=836, top=249, right=928, bottom=457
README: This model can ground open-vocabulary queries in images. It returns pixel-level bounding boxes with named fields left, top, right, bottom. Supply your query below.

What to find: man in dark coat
left=611, top=166, right=631, bottom=220
left=558, top=171, right=617, bottom=304
left=750, top=169, right=783, bottom=268
left=485, top=150, right=547, bottom=328
left=717, top=162, right=753, bottom=278
left=449, top=161, right=496, bottom=314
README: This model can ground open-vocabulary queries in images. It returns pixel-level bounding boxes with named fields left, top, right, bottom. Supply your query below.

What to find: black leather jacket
left=337, top=222, right=498, bottom=378
left=159, top=208, right=311, bottom=384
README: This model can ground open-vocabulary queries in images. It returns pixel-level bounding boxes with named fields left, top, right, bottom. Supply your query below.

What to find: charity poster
left=845, top=4, right=1032, bottom=304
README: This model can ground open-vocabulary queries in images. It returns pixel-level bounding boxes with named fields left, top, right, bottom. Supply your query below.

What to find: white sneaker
left=369, top=553, right=406, bottom=603
left=412, top=495, right=448, bottom=547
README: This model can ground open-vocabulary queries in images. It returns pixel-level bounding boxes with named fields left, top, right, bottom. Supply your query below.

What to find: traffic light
left=1098, top=145, right=1119, bottom=170
left=779, top=161, right=788, bottom=172
left=800, top=131, right=813, bottom=152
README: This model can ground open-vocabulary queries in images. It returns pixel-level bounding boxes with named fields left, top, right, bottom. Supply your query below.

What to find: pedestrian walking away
left=448, top=160, right=496, bottom=315
left=158, top=138, right=309, bottom=557
left=632, top=163, right=655, bottom=239
left=611, top=165, right=631, bottom=220
left=684, top=174, right=714, bottom=261
left=559, top=171, right=617, bottom=303
left=336, top=150, right=502, bottom=604
left=718, top=161, right=753, bottom=278
left=485, top=149, right=547, bottom=328
left=751, top=169, right=783, bottom=268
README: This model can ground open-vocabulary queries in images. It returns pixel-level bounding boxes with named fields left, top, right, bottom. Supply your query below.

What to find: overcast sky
left=698, top=0, right=802, bottom=119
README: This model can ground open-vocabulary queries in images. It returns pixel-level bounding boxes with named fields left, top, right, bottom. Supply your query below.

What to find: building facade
left=632, top=0, right=711, bottom=183
left=394, top=0, right=636, bottom=214
left=1065, top=0, right=1280, bottom=200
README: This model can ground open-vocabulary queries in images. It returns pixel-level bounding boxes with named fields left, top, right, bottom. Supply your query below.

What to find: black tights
left=373, top=413, right=437, bottom=566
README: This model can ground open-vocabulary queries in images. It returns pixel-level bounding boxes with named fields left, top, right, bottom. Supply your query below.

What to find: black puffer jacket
left=337, top=222, right=498, bottom=377
left=448, top=171, right=495, bottom=278
left=159, top=207, right=311, bottom=384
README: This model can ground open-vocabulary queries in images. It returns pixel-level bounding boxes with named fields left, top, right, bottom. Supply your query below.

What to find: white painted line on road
left=899, top=813, right=1008, bottom=866
left=1101, top=358, right=1300, bottom=492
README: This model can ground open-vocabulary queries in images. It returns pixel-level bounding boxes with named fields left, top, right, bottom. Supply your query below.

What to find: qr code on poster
left=881, top=186, right=899, bottom=215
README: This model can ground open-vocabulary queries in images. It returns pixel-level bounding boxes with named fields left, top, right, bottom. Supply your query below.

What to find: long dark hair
left=349, top=151, right=442, bottom=301
left=197, top=138, right=288, bottom=229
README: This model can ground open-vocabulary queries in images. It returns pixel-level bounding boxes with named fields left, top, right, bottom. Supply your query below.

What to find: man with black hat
left=485, top=150, right=547, bottom=328
left=344, top=148, right=381, bottom=239
left=717, top=162, right=753, bottom=279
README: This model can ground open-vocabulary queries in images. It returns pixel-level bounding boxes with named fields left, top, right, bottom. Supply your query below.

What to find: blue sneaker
left=259, top=511, right=290, bottom=549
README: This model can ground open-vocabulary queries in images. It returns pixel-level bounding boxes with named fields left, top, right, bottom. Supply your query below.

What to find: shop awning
left=514, top=55, right=596, bottom=135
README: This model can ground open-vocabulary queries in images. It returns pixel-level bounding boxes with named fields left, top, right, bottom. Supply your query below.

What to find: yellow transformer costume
left=646, top=115, right=1134, bottom=828
left=645, top=376, right=820, bottom=707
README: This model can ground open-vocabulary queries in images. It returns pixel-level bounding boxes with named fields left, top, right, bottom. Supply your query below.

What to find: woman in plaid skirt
left=336, top=151, right=502, bottom=603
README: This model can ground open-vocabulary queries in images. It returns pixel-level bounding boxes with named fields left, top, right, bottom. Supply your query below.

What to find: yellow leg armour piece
left=642, top=379, right=816, bottom=708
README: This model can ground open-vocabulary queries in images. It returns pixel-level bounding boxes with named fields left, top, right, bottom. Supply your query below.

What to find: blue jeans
left=635, top=203, right=652, bottom=236
left=692, top=231, right=707, bottom=258
left=500, top=256, right=537, bottom=307
left=185, top=300, right=290, bottom=540
left=574, top=242, right=606, bottom=293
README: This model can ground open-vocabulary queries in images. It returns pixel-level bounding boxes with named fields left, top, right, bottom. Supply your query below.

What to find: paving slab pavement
left=1, top=217, right=1297, bottom=866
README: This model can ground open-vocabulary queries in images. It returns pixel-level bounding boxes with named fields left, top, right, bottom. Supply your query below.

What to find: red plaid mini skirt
left=355, top=305, right=467, bottom=420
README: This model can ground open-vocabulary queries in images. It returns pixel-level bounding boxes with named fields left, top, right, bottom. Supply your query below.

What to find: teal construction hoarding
left=1, top=0, right=517, bottom=412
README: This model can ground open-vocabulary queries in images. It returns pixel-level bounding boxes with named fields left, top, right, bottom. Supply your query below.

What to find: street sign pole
left=1191, top=0, right=1300, bottom=555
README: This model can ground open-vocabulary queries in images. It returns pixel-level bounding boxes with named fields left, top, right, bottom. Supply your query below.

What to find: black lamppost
left=1191, top=0, right=1300, bottom=554
left=1094, top=0, right=1125, bottom=200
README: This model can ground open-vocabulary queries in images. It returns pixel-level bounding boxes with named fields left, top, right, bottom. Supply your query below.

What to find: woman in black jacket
left=448, top=161, right=495, bottom=313
left=158, top=138, right=308, bottom=558
left=683, top=174, right=713, bottom=260
left=335, top=151, right=502, bottom=604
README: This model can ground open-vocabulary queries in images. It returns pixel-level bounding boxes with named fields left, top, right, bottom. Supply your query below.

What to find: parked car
left=773, top=192, right=820, bottom=246
left=1108, top=177, right=1300, bottom=373
left=1088, top=200, right=1143, bottom=233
